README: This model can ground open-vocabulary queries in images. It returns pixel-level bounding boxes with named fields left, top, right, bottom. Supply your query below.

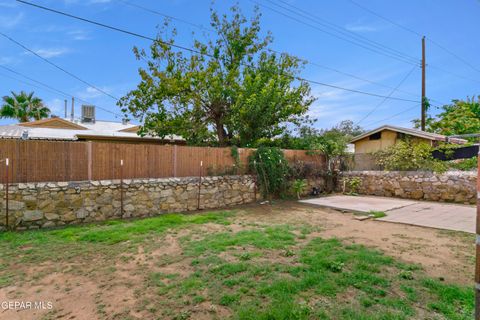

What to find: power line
left=117, top=0, right=424, bottom=98
left=270, top=0, right=419, bottom=64
left=16, top=0, right=214, bottom=58
left=347, top=0, right=422, bottom=37
left=296, top=76, right=418, bottom=102
left=16, top=0, right=419, bottom=103
left=0, top=64, right=122, bottom=117
left=356, top=65, right=417, bottom=125
left=347, top=0, right=480, bottom=76
left=269, top=48, right=422, bottom=100
left=0, top=32, right=120, bottom=101
left=116, top=0, right=213, bottom=33
left=363, top=103, right=419, bottom=128
left=429, top=64, right=480, bottom=85
left=251, top=0, right=419, bottom=66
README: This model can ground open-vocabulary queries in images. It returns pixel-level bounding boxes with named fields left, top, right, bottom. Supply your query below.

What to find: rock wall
left=339, top=171, right=476, bottom=204
left=0, top=176, right=256, bottom=231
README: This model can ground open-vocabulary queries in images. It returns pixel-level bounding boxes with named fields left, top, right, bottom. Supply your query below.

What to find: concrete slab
left=378, top=202, right=475, bottom=233
left=300, top=195, right=475, bottom=233
left=300, top=195, right=417, bottom=213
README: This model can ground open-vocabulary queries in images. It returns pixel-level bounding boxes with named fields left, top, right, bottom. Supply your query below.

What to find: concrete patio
left=300, top=195, right=475, bottom=233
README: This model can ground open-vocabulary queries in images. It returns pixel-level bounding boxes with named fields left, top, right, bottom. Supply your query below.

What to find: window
left=369, top=132, right=381, bottom=140
left=397, top=133, right=407, bottom=140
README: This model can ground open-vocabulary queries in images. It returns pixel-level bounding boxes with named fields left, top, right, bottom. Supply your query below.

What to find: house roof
left=0, top=118, right=184, bottom=143
left=350, top=125, right=467, bottom=145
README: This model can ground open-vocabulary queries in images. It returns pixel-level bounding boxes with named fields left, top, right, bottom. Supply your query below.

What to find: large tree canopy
left=414, top=97, right=480, bottom=136
left=0, top=91, right=50, bottom=122
left=119, top=5, right=314, bottom=146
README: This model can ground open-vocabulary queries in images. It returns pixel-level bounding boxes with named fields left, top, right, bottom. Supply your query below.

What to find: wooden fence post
left=173, top=145, right=177, bottom=177
left=87, top=141, right=92, bottom=181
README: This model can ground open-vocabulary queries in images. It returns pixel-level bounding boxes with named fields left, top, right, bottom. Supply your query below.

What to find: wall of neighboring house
left=354, top=130, right=432, bottom=154
left=352, top=130, right=434, bottom=170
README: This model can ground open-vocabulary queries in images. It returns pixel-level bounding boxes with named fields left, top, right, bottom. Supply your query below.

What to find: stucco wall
left=0, top=176, right=257, bottom=231
left=339, top=171, right=476, bottom=204
left=354, top=130, right=432, bottom=154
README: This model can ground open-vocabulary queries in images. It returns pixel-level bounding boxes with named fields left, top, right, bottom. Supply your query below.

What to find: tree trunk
left=215, top=119, right=229, bottom=146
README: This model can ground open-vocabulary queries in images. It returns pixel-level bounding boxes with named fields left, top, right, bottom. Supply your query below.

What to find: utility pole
left=64, top=99, right=67, bottom=118
left=421, top=36, right=426, bottom=131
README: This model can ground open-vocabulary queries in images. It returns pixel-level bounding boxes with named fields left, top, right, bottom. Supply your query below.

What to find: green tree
left=0, top=91, right=50, bottom=122
left=118, top=5, right=314, bottom=146
left=413, top=97, right=480, bottom=136
left=374, top=140, right=446, bottom=172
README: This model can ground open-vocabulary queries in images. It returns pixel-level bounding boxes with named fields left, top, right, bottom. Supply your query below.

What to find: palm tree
left=0, top=91, right=51, bottom=122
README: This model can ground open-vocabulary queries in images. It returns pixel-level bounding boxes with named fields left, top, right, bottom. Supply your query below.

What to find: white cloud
left=344, top=24, right=377, bottom=33
left=46, top=98, right=67, bottom=116
left=67, top=29, right=91, bottom=41
left=0, top=12, right=24, bottom=29
left=31, top=48, right=70, bottom=58
left=77, top=86, right=112, bottom=100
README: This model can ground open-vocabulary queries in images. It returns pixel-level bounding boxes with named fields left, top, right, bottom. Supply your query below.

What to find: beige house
left=350, top=125, right=466, bottom=154
left=349, top=125, right=467, bottom=170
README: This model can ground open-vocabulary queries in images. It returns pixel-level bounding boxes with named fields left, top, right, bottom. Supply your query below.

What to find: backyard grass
left=0, top=203, right=474, bottom=319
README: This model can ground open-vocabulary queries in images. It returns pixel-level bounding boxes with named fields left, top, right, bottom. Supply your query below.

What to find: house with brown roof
left=0, top=105, right=185, bottom=145
left=349, top=125, right=467, bottom=170
left=350, top=125, right=467, bottom=154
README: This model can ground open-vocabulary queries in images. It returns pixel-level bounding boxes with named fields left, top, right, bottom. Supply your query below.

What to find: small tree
left=119, top=5, right=314, bottom=147
left=374, top=140, right=446, bottom=172
left=292, top=179, right=307, bottom=199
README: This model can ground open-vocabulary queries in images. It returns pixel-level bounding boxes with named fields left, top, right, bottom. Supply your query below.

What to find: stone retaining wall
left=339, top=171, right=476, bottom=204
left=0, top=176, right=256, bottom=231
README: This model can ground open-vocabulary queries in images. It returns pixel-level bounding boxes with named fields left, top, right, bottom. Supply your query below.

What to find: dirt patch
left=236, top=202, right=474, bottom=284
left=0, top=273, right=98, bottom=320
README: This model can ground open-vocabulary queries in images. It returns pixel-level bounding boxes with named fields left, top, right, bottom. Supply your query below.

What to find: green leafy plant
left=292, top=179, right=307, bottom=199
left=250, top=147, right=289, bottom=198
left=345, top=177, right=361, bottom=195
left=448, top=157, right=477, bottom=171
left=374, top=140, right=447, bottom=173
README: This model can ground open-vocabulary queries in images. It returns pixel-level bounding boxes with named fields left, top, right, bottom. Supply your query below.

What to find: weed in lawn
left=369, top=211, right=387, bottom=219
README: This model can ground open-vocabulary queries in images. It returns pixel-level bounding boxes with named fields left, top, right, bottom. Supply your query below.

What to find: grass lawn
left=0, top=202, right=474, bottom=319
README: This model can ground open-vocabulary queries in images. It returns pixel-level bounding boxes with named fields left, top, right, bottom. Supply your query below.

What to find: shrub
left=448, top=157, right=477, bottom=171
left=374, top=140, right=447, bottom=173
left=292, top=179, right=307, bottom=199
left=250, top=147, right=290, bottom=198
left=345, top=177, right=361, bottom=195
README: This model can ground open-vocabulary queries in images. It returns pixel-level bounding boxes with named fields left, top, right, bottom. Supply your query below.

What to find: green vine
left=250, top=147, right=289, bottom=198
left=231, top=146, right=240, bottom=174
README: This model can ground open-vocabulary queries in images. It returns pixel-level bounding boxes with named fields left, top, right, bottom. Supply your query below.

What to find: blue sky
left=0, top=0, right=478, bottom=131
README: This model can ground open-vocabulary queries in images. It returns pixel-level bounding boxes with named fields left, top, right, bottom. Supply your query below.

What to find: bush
left=250, top=147, right=290, bottom=198
left=292, top=179, right=307, bottom=199
left=448, top=157, right=477, bottom=171
left=374, top=140, right=447, bottom=173
left=345, top=177, right=361, bottom=195
left=289, top=161, right=319, bottom=179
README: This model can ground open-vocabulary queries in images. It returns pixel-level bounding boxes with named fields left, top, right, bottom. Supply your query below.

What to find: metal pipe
left=197, top=160, right=203, bottom=210
left=474, top=134, right=480, bottom=319
left=120, top=159, right=124, bottom=216
left=5, top=158, right=9, bottom=230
